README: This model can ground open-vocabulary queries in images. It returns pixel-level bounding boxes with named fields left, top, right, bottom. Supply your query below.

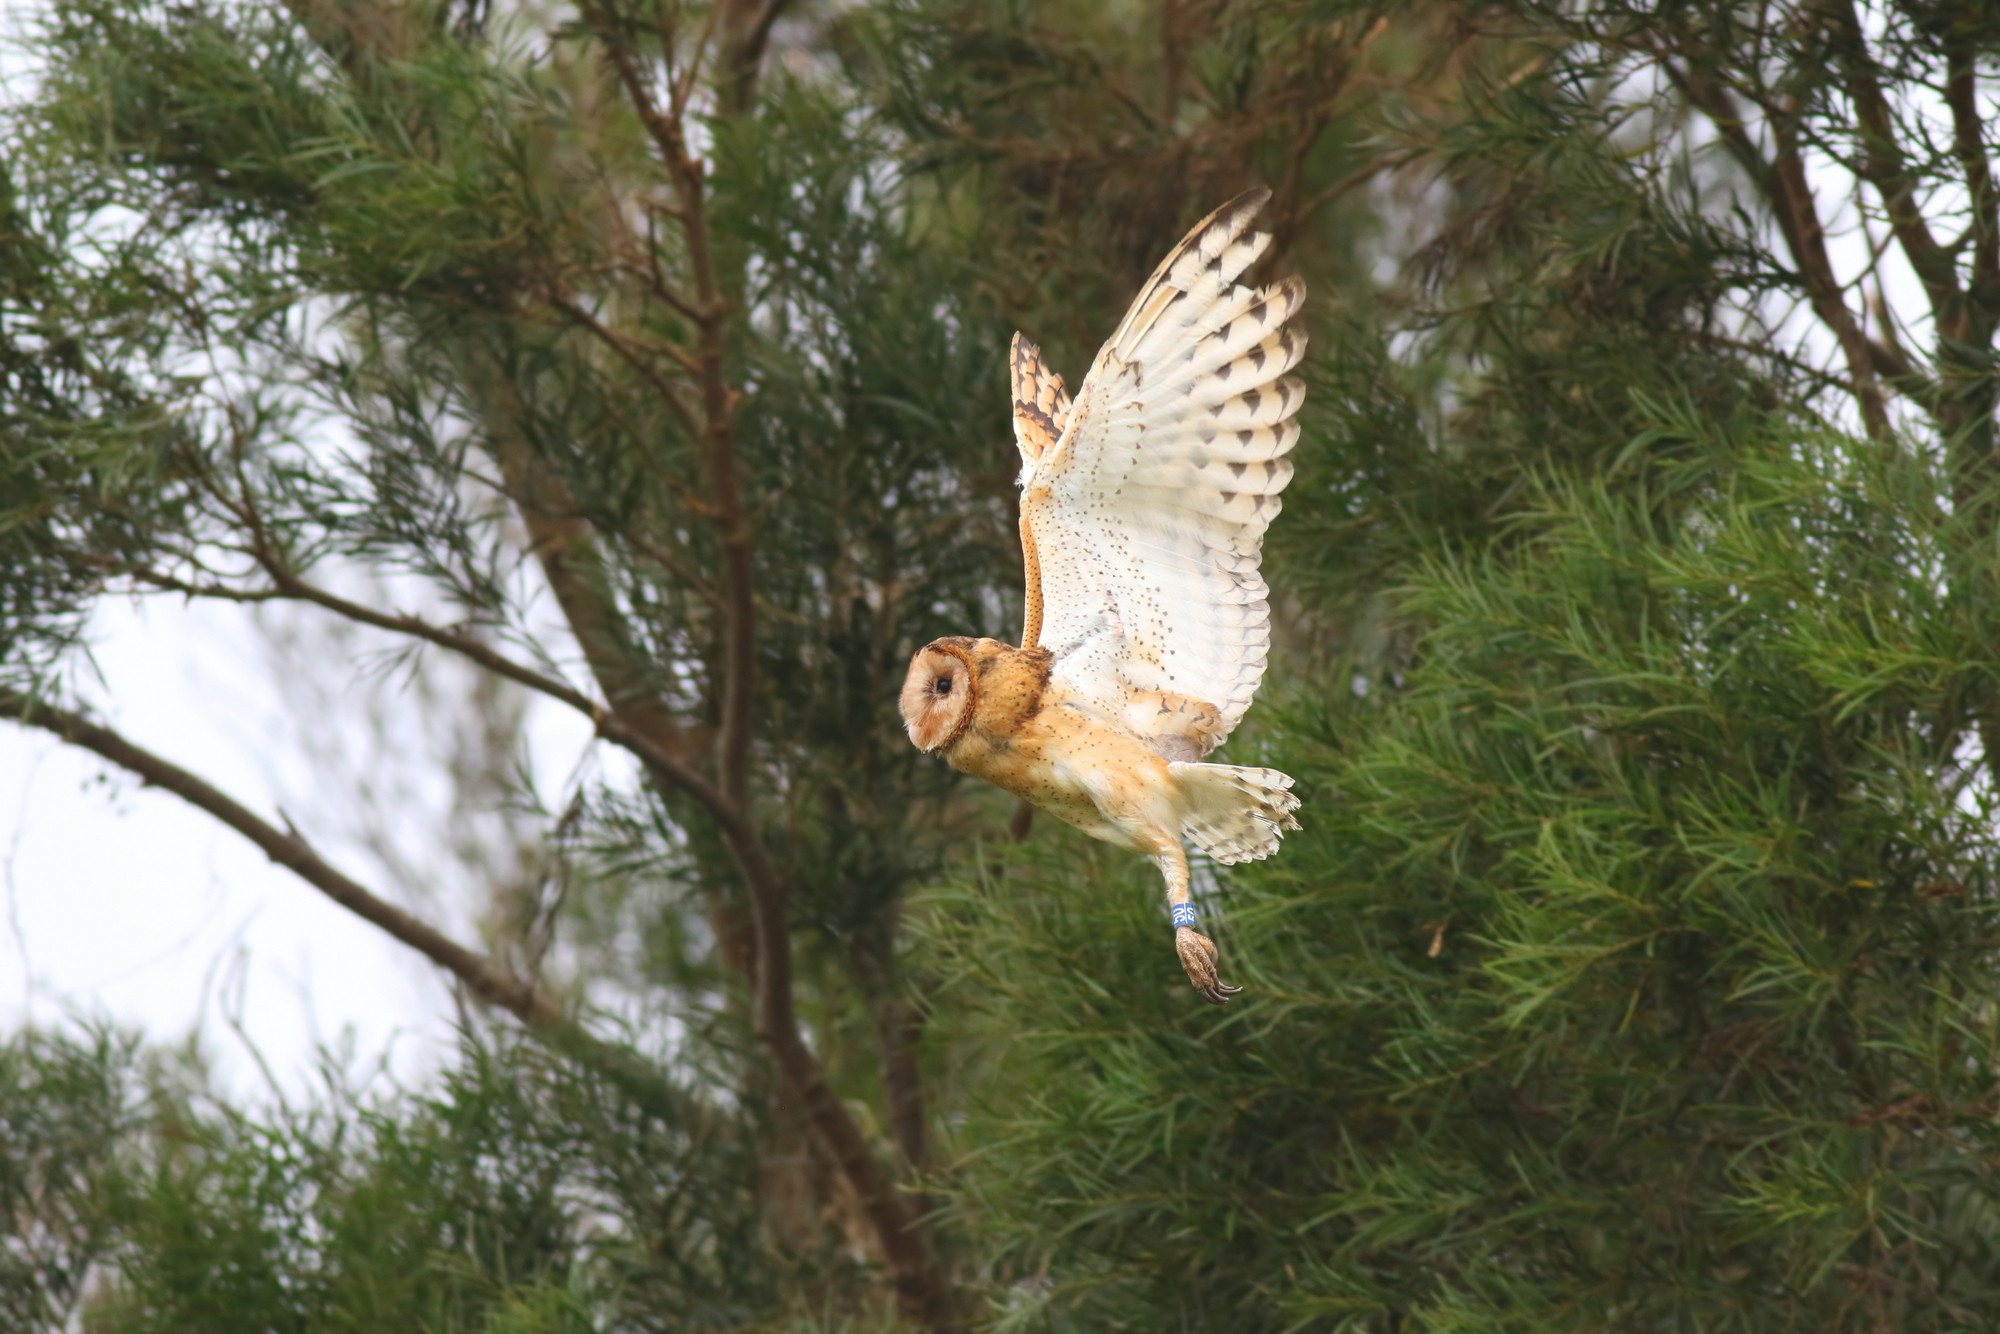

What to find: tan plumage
left=900, top=191, right=1305, bottom=1004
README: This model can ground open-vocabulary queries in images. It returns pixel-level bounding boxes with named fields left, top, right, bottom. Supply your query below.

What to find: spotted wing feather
left=1019, top=189, right=1305, bottom=756
left=1012, top=333, right=1074, bottom=647
left=1010, top=332, right=1072, bottom=466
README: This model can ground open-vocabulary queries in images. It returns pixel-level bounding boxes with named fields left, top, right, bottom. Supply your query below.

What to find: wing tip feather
left=1011, top=332, right=1071, bottom=469
left=1108, top=187, right=1277, bottom=359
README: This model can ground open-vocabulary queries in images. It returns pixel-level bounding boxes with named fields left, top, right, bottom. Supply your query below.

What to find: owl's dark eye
left=933, top=676, right=953, bottom=696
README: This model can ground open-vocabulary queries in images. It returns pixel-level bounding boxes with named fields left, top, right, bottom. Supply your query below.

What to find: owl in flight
left=900, top=190, right=1304, bottom=1003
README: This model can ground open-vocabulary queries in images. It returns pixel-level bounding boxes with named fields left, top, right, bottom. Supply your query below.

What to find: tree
left=925, top=2, right=2000, bottom=1329
left=2, top=0, right=1421, bottom=1324
left=3, top=0, right=1998, bottom=1329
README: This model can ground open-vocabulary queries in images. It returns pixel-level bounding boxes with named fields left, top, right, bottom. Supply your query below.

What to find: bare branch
left=1664, top=55, right=1905, bottom=437
left=1941, top=24, right=2000, bottom=312
left=1825, top=0, right=1959, bottom=316
left=0, top=689, right=563, bottom=1026
left=118, top=560, right=767, bottom=859
left=0, top=688, right=720, bottom=1120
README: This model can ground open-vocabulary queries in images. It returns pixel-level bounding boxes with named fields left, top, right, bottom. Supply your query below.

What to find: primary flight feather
left=900, top=190, right=1304, bottom=1003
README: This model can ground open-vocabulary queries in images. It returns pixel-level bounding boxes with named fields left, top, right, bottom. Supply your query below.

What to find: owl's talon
left=1175, top=925, right=1240, bottom=1004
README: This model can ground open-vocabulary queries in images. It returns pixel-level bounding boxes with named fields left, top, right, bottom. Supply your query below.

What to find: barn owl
left=900, top=190, right=1304, bottom=1004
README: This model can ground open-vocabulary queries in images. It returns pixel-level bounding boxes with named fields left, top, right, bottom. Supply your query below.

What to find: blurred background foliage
left=3, top=0, right=1999, bottom=1329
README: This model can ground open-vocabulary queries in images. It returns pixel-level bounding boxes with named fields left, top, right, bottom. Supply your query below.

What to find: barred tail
left=1170, top=762, right=1302, bottom=865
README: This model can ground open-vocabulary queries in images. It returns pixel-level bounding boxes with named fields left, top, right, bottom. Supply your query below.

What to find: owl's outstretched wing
left=1013, top=189, right=1305, bottom=759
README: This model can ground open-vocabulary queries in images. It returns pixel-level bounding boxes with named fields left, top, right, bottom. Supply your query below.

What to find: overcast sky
left=0, top=595, right=459, bottom=1099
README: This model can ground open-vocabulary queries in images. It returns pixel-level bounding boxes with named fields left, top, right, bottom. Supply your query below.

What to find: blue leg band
left=1170, top=902, right=1198, bottom=929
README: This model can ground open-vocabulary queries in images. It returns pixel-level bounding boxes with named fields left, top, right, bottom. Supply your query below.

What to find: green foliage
left=4, top=0, right=2000, bottom=1328
left=0, top=1026, right=805, bottom=1333
left=0, top=160, right=198, bottom=687
left=0, top=1027, right=137, bottom=1330
left=937, top=405, right=2000, bottom=1331
left=906, top=6, right=2000, bottom=1327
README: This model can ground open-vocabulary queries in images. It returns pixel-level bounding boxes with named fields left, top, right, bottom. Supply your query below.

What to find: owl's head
left=900, top=640, right=978, bottom=753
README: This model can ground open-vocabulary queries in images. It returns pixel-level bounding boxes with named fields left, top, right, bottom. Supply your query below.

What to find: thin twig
left=0, top=690, right=562, bottom=1025
left=546, top=291, right=708, bottom=417
left=121, top=562, right=749, bottom=846
left=0, top=687, right=711, bottom=1120
left=1299, top=148, right=1417, bottom=220
left=1826, top=0, right=1958, bottom=316
left=1661, top=52, right=1902, bottom=437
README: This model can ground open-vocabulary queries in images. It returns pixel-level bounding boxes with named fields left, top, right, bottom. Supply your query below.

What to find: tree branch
left=1942, top=34, right=1999, bottom=312
left=715, top=0, right=792, bottom=115
left=1930, top=15, right=2000, bottom=556
left=118, top=563, right=749, bottom=827
left=0, top=690, right=560, bottom=1022
left=1825, top=0, right=1959, bottom=316
left=545, top=290, right=708, bottom=427
left=267, top=5, right=957, bottom=1323
left=0, top=688, right=722, bottom=1120
left=852, top=936, right=930, bottom=1175
left=469, top=368, right=706, bottom=751
left=586, top=8, right=758, bottom=812
left=577, top=13, right=958, bottom=1327
left=1664, top=55, right=1902, bottom=437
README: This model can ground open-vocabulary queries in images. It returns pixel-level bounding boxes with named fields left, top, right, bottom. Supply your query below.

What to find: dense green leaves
left=3, top=0, right=2000, bottom=1328
left=2, top=1028, right=789, bottom=1333
left=939, top=411, right=2000, bottom=1331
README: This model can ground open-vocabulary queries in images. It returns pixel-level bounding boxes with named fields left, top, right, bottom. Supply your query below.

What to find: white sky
left=0, top=595, right=454, bottom=1099
left=0, top=584, right=609, bottom=1101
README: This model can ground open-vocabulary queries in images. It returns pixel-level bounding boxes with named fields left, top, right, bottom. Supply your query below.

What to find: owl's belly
left=947, top=705, right=1176, bottom=854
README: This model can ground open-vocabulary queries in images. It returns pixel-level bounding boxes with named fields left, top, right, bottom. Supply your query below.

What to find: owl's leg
left=1157, top=841, right=1241, bottom=1005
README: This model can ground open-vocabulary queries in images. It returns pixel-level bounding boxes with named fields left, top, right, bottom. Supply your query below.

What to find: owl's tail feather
left=1170, top=762, right=1302, bottom=865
